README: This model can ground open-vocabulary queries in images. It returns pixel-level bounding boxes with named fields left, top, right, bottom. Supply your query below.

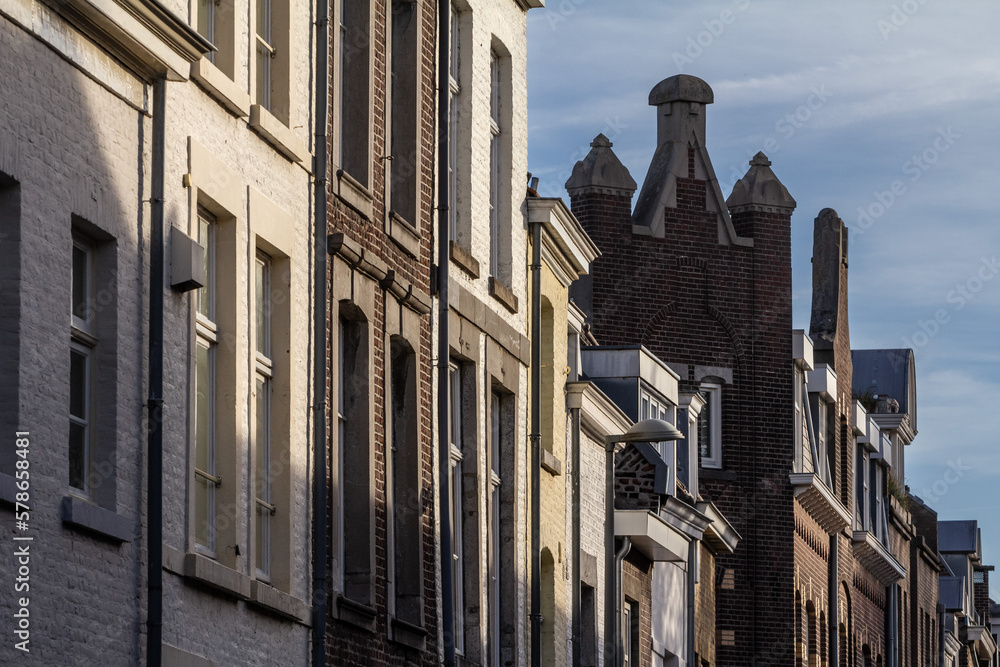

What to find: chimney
left=809, top=208, right=851, bottom=360
left=648, top=74, right=714, bottom=148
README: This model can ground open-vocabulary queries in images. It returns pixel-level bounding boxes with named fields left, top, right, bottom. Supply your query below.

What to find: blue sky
left=527, top=0, right=1000, bottom=564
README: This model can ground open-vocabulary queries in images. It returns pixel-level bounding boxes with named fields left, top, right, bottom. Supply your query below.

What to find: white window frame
left=69, top=237, right=95, bottom=495
left=197, top=0, right=216, bottom=62
left=253, top=251, right=274, bottom=581
left=488, top=49, right=501, bottom=276
left=489, top=390, right=502, bottom=666
left=448, top=3, right=460, bottom=242
left=255, top=0, right=274, bottom=109
left=449, top=362, right=464, bottom=654
left=699, top=382, right=722, bottom=469
left=194, top=209, right=219, bottom=557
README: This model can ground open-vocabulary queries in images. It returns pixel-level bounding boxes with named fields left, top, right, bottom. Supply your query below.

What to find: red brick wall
left=695, top=543, right=718, bottom=666
left=622, top=551, right=653, bottom=667
left=571, top=149, right=796, bottom=665
left=324, top=1, right=437, bottom=664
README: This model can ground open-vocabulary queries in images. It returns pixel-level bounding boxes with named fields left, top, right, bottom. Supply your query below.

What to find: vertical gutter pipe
left=529, top=220, right=542, bottom=666
left=146, top=74, right=166, bottom=667
left=311, top=0, right=330, bottom=661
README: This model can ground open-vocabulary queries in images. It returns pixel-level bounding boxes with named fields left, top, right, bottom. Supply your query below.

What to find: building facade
left=0, top=0, right=316, bottom=662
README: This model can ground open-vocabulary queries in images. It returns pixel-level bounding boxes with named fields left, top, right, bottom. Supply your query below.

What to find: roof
left=851, top=349, right=917, bottom=430
left=939, top=520, right=979, bottom=554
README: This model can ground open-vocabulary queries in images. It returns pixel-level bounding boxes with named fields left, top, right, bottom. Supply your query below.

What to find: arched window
left=796, top=592, right=804, bottom=667
left=807, top=601, right=818, bottom=667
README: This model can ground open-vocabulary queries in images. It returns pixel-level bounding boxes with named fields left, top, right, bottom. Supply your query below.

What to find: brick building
left=564, top=74, right=944, bottom=666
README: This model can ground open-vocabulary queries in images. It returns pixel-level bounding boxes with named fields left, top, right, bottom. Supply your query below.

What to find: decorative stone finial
left=565, top=134, right=637, bottom=197
left=726, top=152, right=795, bottom=214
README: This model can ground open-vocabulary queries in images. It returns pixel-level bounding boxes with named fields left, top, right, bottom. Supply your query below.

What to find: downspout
left=614, top=536, right=632, bottom=667
left=571, top=404, right=582, bottom=667
left=311, top=0, right=330, bottom=661
left=829, top=535, right=839, bottom=667
left=529, top=219, right=542, bottom=666
left=887, top=584, right=897, bottom=667
left=146, top=74, right=166, bottom=667
left=938, top=603, right=946, bottom=667
left=436, top=0, right=455, bottom=664
left=604, top=439, right=616, bottom=667
left=687, top=539, right=696, bottom=667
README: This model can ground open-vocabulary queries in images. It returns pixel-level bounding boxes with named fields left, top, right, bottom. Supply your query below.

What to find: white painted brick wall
left=0, top=0, right=314, bottom=661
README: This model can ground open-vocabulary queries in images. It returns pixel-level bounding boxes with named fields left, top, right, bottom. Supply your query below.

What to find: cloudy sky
left=527, top=0, right=1000, bottom=563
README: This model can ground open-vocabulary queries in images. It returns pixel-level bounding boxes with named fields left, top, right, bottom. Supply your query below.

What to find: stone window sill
left=182, top=551, right=252, bottom=600
left=389, top=616, right=427, bottom=651
left=61, top=495, right=131, bottom=542
left=541, top=448, right=562, bottom=476
left=191, top=59, right=250, bottom=118
left=450, top=241, right=480, bottom=279
left=249, top=104, right=309, bottom=165
left=249, top=580, right=312, bottom=625
left=489, top=276, right=518, bottom=313
left=388, top=210, right=420, bottom=257
left=334, top=594, right=377, bottom=632
left=335, top=169, right=374, bottom=221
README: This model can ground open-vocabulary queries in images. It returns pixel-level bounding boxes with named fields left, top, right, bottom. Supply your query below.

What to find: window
left=253, top=252, right=274, bottom=581
left=489, top=49, right=501, bottom=276
left=339, top=313, right=374, bottom=606
left=390, top=0, right=419, bottom=229
left=194, top=210, right=218, bottom=555
left=488, top=390, right=503, bottom=665
left=581, top=584, right=597, bottom=667
left=449, top=362, right=465, bottom=653
left=855, top=444, right=868, bottom=531
left=808, top=391, right=833, bottom=488
left=391, top=338, right=422, bottom=626
left=197, top=0, right=216, bottom=63
left=69, top=238, right=95, bottom=494
left=339, top=0, right=371, bottom=184
left=623, top=598, right=640, bottom=667
left=255, top=0, right=274, bottom=109
left=0, top=178, right=19, bottom=478
left=698, top=382, right=722, bottom=469
left=447, top=2, right=460, bottom=241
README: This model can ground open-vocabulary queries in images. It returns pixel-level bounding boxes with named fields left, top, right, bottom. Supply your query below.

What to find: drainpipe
left=830, top=535, right=838, bottom=667
left=604, top=439, right=616, bottom=667
left=146, top=74, right=166, bottom=667
left=687, top=539, right=696, bottom=667
left=529, top=219, right=542, bottom=666
left=614, top=536, right=632, bottom=667
left=571, top=403, right=582, bottom=667
left=938, top=603, right=946, bottom=667
left=311, top=0, right=330, bottom=661
left=887, top=584, right=897, bottom=667
left=436, top=0, right=455, bottom=664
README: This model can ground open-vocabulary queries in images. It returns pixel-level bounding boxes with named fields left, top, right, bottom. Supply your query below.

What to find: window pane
left=197, top=215, right=212, bottom=319
left=255, top=256, right=268, bottom=355
left=72, top=244, right=88, bottom=322
left=69, top=422, right=87, bottom=491
left=256, top=373, right=270, bottom=578
left=256, top=40, right=271, bottom=109
left=197, top=0, right=214, bottom=44
left=69, top=349, right=87, bottom=418
left=196, top=341, right=212, bottom=474
left=195, top=475, right=213, bottom=549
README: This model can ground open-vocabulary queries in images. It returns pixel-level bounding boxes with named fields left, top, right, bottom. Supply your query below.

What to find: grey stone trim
left=565, top=134, right=636, bottom=196
left=183, top=552, right=252, bottom=599
left=449, top=278, right=530, bottom=364
left=488, top=276, right=519, bottom=313
left=61, top=495, right=132, bottom=543
left=540, top=448, right=562, bottom=477
left=163, top=644, right=217, bottom=667
left=0, top=472, right=16, bottom=506
left=249, top=104, right=309, bottom=165
left=726, top=151, right=796, bottom=214
left=335, top=594, right=377, bottom=632
left=248, top=580, right=312, bottom=625
left=389, top=616, right=428, bottom=651
left=335, top=169, right=374, bottom=221
left=450, top=240, right=480, bottom=279
left=387, top=210, right=421, bottom=258
left=580, top=550, right=598, bottom=588
left=329, top=232, right=430, bottom=314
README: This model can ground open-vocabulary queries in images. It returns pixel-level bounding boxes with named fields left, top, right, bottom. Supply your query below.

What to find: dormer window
left=698, top=382, right=722, bottom=469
